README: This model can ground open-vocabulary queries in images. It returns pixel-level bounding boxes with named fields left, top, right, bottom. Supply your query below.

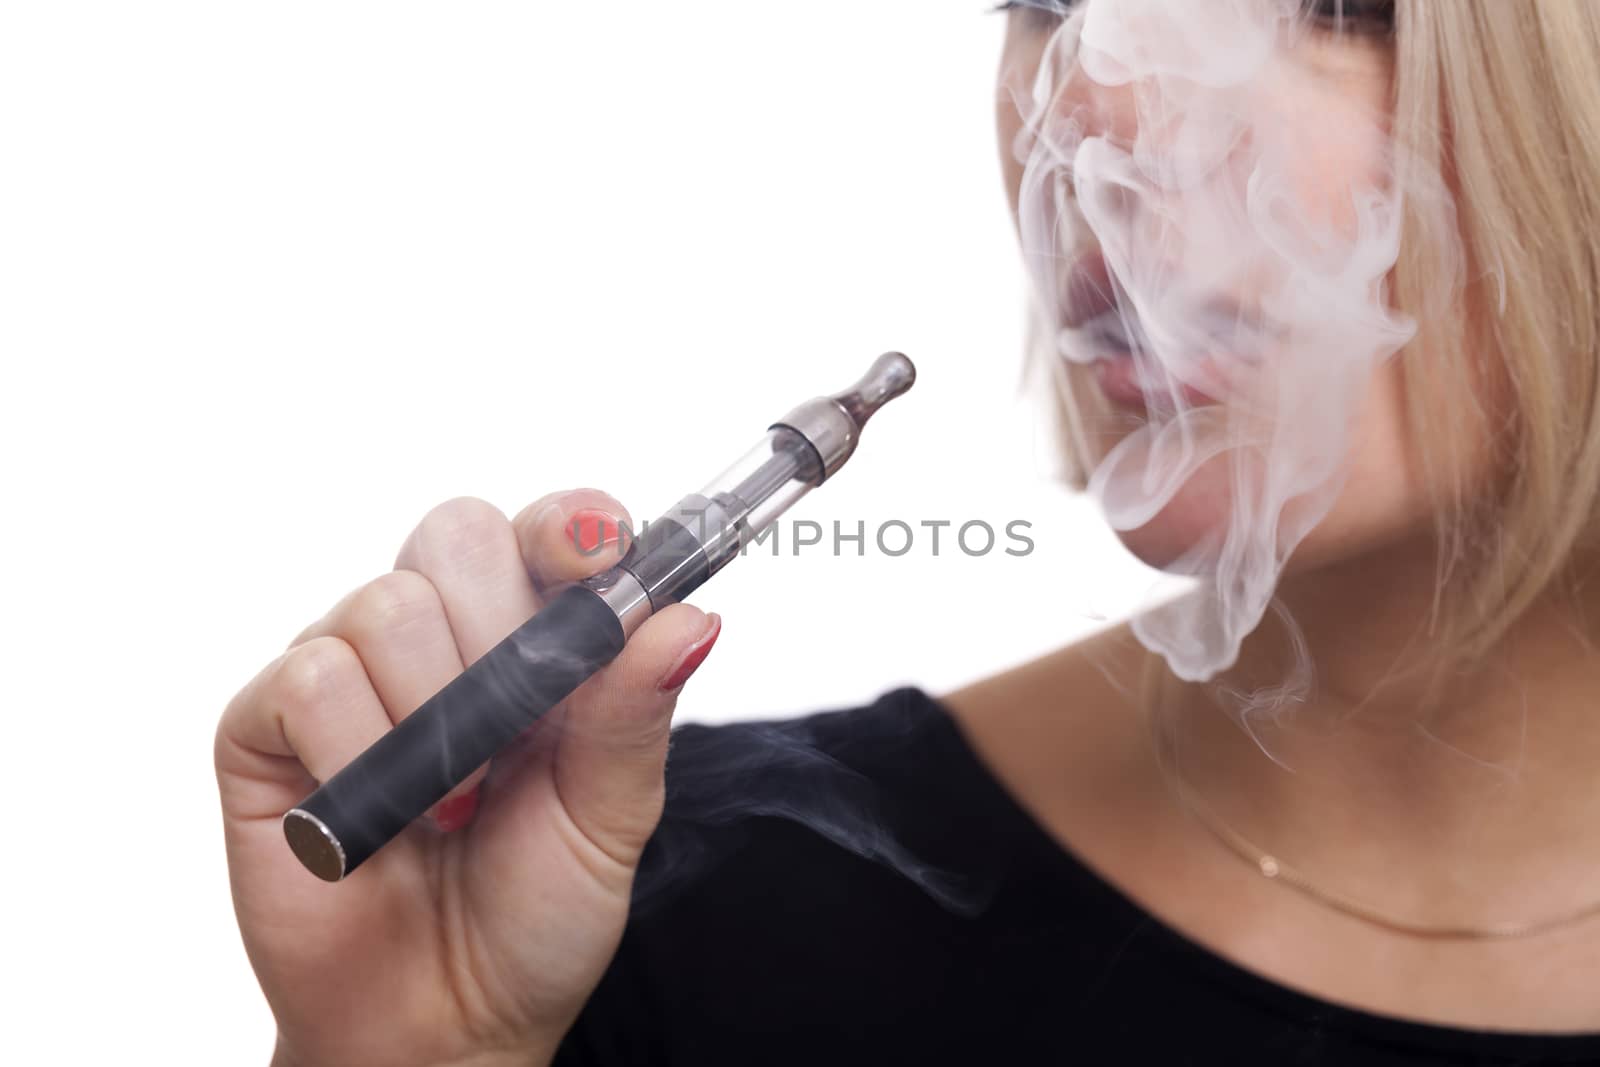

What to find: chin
left=1108, top=454, right=1236, bottom=573
left=1109, top=454, right=1425, bottom=580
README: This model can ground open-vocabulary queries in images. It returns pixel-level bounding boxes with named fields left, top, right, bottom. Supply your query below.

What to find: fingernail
left=568, top=509, right=627, bottom=556
left=433, top=785, right=481, bottom=833
left=658, top=613, right=721, bottom=692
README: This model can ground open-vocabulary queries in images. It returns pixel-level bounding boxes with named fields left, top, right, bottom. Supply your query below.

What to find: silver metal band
left=771, top=397, right=858, bottom=481
left=586, top=567, right=654, bottom=639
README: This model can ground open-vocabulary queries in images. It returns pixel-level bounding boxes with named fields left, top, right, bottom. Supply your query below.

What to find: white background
left=2, top=2, right=1157, bottom=1060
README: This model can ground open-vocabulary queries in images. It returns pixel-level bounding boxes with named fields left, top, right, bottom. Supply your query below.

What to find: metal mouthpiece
left=829, top=351, right=917, bottom=430
left=771, top=352, right=917, bottom=482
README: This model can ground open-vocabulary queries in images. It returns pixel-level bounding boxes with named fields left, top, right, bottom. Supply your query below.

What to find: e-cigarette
left=283, top=352, right=916, bottom=881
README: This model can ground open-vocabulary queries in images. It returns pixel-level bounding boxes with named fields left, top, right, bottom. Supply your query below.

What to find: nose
left=999, top=7, right=1141, bottom=154
left=996, top=6, right=1145, bottom=229
left=1059, top=42, right=1141, bottom=150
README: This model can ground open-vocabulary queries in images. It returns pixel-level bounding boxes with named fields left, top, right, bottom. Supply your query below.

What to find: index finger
left=512, top=488, right=634, bottom=591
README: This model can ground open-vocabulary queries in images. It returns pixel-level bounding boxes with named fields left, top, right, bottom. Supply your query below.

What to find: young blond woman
left=218, top=2, right=1600, bottom=1062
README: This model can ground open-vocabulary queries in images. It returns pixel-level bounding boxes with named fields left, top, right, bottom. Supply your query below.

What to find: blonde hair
left=1393, top=0, right=1600, bottom=664
left=1030, top=0, right=1600, bottom=687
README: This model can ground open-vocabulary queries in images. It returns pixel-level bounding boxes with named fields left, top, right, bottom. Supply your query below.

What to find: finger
left=395, top=497, right=541, bottom=662
left=394, top=497, right=544, bottom=824
left=511, top=488, right=633, bottom=592
left=297, top=570, right=465, bottom=727
left=489, top=604, right=721, bottom=871
left=216, top=636, right=391, bottom=821
left=277, top=572, right=489, bottom=831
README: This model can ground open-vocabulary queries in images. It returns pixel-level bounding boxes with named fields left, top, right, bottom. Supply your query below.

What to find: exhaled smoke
left=1004, top=0, right=1446, bottom=687
left=618, top=2, right=1462, bottom=913
left=632, top=711, right=996, bottom=917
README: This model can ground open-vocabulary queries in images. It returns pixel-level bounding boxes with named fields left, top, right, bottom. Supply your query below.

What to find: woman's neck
left=1177, top=537, right=1600, bottom=922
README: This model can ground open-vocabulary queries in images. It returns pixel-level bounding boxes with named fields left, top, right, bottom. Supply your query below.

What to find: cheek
left=995, top=33, right=1045, bottom=223
left=996, top=97, right=1025, bottom=223
left=1300, top=358, right=1431, bottom=564
left=1270, top=56, right=1396, bottom=232
left=1075, top=357, right=1432, bottom=572
left=1280, top=127, right=1393, bottom=238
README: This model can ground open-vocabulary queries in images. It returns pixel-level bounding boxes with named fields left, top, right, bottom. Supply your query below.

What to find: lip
left=1090, top=353, right=1149, bottom=410
left=1059, top=249, right=1240, bottom=412
left=1090, top=352, right=1222, bottom=412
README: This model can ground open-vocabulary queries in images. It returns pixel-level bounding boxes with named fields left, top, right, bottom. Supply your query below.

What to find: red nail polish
left=659, top=614, right=721, bottom=691
left=433, top=785, right=481, bottom=833
left=568, top=509, right=625, bottom=556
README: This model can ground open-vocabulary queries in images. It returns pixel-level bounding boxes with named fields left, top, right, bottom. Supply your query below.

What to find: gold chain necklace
left=1172, top=773, right=1600, bottom=941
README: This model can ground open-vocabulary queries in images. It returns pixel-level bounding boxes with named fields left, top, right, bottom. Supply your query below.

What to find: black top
left=555, top=687, right=1600, bottom=1066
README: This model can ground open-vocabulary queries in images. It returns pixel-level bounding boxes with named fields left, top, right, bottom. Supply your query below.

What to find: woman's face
left=995, top=1, right=1446, bottom=582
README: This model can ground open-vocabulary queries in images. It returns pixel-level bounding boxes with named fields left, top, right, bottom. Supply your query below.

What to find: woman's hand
left=216, top=491, right=720, bottom=1067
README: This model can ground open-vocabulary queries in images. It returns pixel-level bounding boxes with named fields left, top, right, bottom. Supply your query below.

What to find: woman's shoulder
left=938, top=621, right=1161, bottom=833
left=937, top=618, right=1149, bottom=742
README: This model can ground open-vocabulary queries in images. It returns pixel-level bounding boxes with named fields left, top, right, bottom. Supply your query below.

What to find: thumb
left=551, top=604, right=721, bottom=866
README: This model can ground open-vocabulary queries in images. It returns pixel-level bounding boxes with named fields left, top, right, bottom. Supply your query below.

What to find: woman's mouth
left=1067, top=311, right=1228, bottom=412
left=1057, top=252, right=1240, bottom=413
left=1089, top=350, right=1223, bottom=412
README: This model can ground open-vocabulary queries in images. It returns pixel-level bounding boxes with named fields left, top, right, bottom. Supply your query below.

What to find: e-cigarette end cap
left=284, top=807, right=347, bottom=882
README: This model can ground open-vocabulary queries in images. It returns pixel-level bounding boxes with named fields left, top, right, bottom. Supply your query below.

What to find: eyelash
left=1308, top=0, right=1396, bottom=36
left=988, top=1, right=1072, bottom=14
left=989, top=1, right=1396, bottom=35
